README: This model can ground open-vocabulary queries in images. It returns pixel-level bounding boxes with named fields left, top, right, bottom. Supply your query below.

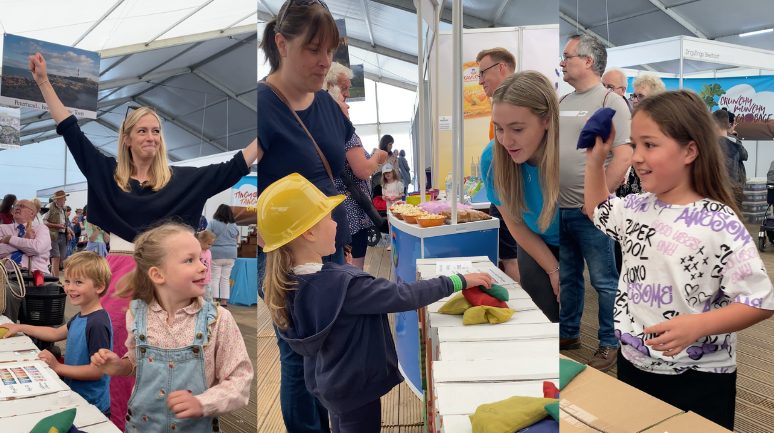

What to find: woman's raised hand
left=28, top=52, right=49, bottom=85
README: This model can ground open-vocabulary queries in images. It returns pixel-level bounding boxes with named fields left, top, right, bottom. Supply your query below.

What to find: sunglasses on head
left=277, top=0, right=330, bottom=30
left=124, top=105, right=141, bottom=122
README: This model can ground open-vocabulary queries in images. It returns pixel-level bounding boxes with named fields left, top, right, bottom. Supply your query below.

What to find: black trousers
left=616, top=351, right=737, bottom=430
left=330, top=399, right=381, bottom=433
left=516, top=243, right=560, bottom=323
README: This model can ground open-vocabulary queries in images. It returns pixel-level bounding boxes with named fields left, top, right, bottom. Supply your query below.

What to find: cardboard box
left=559, top=358, right=732, bottom=433
left=561, top=364, right=682, bottom=432
left=641, top=412, right=734, bottom=433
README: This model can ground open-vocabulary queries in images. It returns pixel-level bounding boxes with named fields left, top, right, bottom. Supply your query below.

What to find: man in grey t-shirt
left=559, top=34, right=632, bottom=371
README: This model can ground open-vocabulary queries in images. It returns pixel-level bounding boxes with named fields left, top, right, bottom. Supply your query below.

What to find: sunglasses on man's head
left=277, top=0, right=330, bottom=29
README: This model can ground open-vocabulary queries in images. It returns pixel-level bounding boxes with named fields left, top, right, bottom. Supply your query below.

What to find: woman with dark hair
left=256, top=1, right=356, bottom=430
left=208, top=204, right=238, bottom=306
left=0, top=194, right=16, bottom=224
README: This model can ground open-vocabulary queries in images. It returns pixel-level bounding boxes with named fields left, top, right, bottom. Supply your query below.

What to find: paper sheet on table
left=0, top=336, right=39, bottom=353
left=435, top=261, right=475, bottom=275
left=433, top=261, right=511, bottom=286
left=0, top=360, right=68, bottom=399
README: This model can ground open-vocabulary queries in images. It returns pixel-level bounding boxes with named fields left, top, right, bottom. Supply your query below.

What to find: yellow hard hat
left=257, top=173, right=345, bottom=252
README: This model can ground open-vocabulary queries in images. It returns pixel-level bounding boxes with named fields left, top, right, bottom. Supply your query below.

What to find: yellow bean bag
left=462, top=305, right=514, bottom=325
left=469, top=396, right=558, bottom=433
left=438, top=291, right=472, bottom=315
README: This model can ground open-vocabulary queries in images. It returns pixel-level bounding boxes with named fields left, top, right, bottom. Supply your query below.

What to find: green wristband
left=449, top=274, right=463, bottom=292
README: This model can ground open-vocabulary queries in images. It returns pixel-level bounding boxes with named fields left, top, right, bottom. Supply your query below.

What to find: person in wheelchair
left=0, top=198, right=52, bottom=322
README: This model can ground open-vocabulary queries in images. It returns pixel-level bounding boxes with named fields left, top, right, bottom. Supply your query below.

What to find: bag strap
left=0, top=257, right=26, bottom=300
left=261, top=81, right=335, bottom=183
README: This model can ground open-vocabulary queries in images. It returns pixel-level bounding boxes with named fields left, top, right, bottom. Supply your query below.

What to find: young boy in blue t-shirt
left=1, top=251, right=113, bottom=416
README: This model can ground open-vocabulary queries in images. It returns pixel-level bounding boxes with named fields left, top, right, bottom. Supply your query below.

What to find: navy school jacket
left=276, top=262, right=457, bottom=414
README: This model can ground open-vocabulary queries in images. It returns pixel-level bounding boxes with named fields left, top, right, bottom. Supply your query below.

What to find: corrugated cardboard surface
left=560, top=409, right=604, bottom=432
left=641, top=411, right=733, bottom=433
left=560, top=364, right=683, bottom=433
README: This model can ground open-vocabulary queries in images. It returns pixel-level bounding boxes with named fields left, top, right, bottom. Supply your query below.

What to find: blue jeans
left=258, top=247, right=344, bottom=433
left=559, top=208, right=619, bottom=348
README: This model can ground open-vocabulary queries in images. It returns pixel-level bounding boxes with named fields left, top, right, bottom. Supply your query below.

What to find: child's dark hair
left=259, top=1, right=340, bottom=74
left=63, top=251, right=111, bottom=297
left=634, top=90, right=741, bottom=216
left=263, top=245, right=297, bottom=330
left=116, top=222, right=193, bottom=304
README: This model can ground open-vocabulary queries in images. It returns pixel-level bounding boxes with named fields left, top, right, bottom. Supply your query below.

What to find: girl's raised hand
left=167, top=390, right=204, bottom=418
left=463, top=272, right=493, bottom=289
left=28, top=52, right=49, bottom=84
left=644, top=314, right=705, bottom=358
left=585, top=124, right=616, bottom=168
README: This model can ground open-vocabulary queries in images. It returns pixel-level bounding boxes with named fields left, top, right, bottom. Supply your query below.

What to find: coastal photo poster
left=0, top=34, right=100, bottom=119
left=0, top=106, right=21, bottom=150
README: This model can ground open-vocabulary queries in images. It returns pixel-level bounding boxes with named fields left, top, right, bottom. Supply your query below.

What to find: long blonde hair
left=116, top=222, right=192, bottom=304
left=491, top=71, right=559, bottom=231
left=634, top=90, right=742, bottom=216
left=263, top=245, right=297, bottom=330
left=114, top=107, right=172, bottom=192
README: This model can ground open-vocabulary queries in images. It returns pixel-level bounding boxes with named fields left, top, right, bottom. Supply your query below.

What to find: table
left=389, top=214, right=499, bottom=396
left=0, top=315, right=121, bottom=433
left=416, top=258, right=559, bottom=433
left=229, top=257, right=257, bottom=306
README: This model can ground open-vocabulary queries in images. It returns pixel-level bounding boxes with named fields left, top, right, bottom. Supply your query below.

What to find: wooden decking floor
left=257, top=244, right=424, bottom=432
left=561, top=223, right=774, bottom=433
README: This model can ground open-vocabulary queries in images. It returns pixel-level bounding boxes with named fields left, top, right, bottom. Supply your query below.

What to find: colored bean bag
left=462, top=305, right=514, bottom=325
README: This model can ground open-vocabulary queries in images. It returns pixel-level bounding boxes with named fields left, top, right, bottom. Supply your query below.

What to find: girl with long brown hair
left=585, top=90, right=773, bottom=429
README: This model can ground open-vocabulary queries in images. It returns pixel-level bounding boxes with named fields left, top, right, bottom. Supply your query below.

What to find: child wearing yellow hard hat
left=258, top=173, right=492, bottom=433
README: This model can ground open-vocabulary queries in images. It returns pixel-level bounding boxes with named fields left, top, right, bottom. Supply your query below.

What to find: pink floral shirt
left=124, top=298, right=253, bottom=416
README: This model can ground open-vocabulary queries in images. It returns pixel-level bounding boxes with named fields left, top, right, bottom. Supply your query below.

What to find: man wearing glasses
left=602, top=68, right=633, bottom=113
left=558, top=34, right=632, bottom=372
left=0, top=199, right=52, bottom=322
left=476, top=47, right=522, bottom=285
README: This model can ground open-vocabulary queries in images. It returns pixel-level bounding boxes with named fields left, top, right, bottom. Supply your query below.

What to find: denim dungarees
left=125, top=299, right=220, bottom=433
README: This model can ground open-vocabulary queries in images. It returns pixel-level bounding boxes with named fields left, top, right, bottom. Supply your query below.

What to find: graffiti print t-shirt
left=592, top=193, right=774, bottom=374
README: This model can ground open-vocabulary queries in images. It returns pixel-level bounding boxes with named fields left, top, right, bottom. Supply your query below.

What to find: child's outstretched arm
left=39, top=350, right=103, bottom=381
left=344, top=272, right=493, bottom=315
left=644, top=304, right=773, bottom=357
left=583, top=124, right=617, bottom=218
left=0, top=323, right=67, bottom=342
left=181, top=309, right=253, bottom=418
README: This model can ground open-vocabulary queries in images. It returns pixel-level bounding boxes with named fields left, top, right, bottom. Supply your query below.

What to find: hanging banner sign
left=631, top=75, right=774, bottom=140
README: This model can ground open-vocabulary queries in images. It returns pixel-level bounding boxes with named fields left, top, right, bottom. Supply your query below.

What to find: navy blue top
left=257, top=85, right=354, bottom=249
left=277, top=263, right=455, bottom=414
left=65, top=309, right=112, bottom=412
left=56, top=115, right=249, bottom=241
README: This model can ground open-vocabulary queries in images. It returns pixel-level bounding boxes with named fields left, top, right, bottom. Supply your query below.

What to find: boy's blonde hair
left=196, top=230, right=216, bottom=244
left=116, top=222, right=193, bottom=304
left=63, top=251, right=112, bottom=297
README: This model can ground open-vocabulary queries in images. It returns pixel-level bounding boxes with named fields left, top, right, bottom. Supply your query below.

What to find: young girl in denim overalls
left=91, top=223, right=254, bottom=432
